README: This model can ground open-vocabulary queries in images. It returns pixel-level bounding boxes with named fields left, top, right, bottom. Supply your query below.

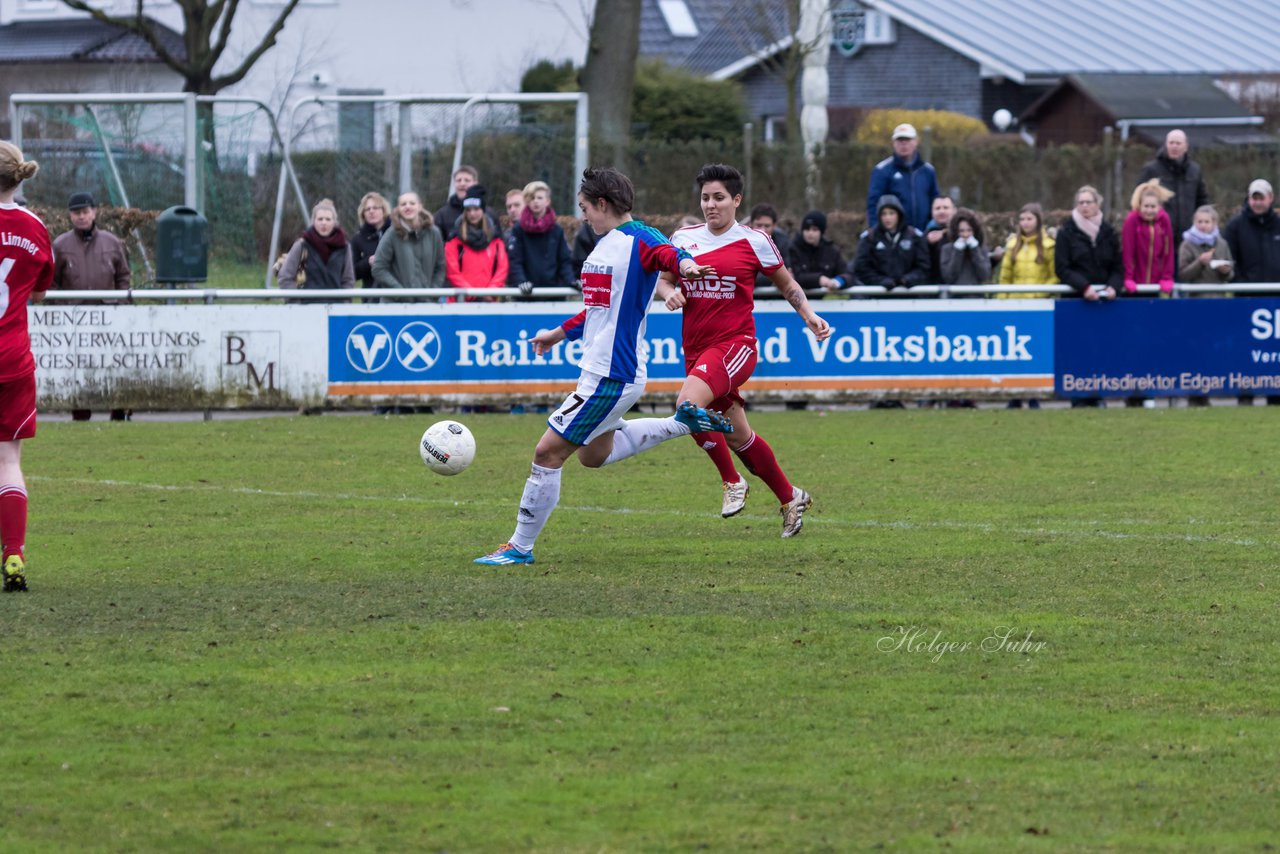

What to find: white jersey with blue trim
left=568, top=220, right=684, bottom=385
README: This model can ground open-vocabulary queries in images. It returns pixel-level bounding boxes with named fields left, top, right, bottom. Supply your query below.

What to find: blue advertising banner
left=327, top=301, right=1055, bottom=398
left=1055, top=297, right=1280, bottom=397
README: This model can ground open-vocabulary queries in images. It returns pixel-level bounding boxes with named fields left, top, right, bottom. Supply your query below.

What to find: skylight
left=658, top=0, right=699, bottom=38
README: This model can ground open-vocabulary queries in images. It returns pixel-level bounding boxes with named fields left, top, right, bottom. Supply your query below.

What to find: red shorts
left=684, top=335, right=758, bottom=412
left=0, top=373, right=37, bottom=441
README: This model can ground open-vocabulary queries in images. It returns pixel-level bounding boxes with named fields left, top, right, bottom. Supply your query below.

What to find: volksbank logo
left=802, top=325, right=1033, bottom=363
left=345, top=320, right=441, bottom=373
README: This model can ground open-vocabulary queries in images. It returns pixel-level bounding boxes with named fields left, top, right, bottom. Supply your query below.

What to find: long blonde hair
left=0, top=140, right=39, bottom=193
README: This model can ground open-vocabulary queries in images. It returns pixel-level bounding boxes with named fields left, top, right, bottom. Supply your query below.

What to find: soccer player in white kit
left=475, top=168, right=730, bottom=566
left=0, top=141, right=53, bottom=592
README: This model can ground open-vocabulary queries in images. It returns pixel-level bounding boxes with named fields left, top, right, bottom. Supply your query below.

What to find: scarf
left=462, top=220, right=492, bottom=251
left=303, top=225, right=348, bottom=264
left=520, top=206, right=558, bottom=235
left=1072, top=209, right=1102, bottom=245
left=1182, top=226, right=1220, bottom=247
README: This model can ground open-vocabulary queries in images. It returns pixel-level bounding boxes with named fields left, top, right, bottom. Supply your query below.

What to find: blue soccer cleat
left=675, top=400, right=733, bottom=434
left=474, top=543, right=535, bottom=566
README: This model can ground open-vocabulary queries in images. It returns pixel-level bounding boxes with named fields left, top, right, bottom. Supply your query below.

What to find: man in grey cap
left=1225, top=178, right=1280, bottom=405
left=1225, top=179, right=1280, bottom=285
left=51, top=192, right=132, bottom=420
left=865, top=123, right=941, bottom=235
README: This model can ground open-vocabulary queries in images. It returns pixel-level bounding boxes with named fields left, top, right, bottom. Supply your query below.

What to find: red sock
left=733, top=432, right=793, bottom=504
left=0, top=484, right=28, bottom=561
left=692, top=431, right=740, bottom=482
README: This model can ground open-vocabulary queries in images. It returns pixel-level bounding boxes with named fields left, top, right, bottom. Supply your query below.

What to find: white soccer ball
left=419, top=420, right=476, bottom=476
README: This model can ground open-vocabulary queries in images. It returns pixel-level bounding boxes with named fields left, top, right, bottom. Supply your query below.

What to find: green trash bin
left=155, top=206, right=209, bottom=284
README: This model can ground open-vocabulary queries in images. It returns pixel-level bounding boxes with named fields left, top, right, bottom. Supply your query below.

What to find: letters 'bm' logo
left=395, top=321, right=441, bottom=372
left=345, top=321, right=393, bottom=373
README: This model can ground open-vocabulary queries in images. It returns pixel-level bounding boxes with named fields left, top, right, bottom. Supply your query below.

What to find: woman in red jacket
left=1122, top=179, right=1175, bottom=294
left=445, top=185, right=508, bottom=302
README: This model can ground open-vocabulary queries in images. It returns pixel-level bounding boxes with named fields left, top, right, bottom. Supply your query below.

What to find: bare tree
left=57, top=0, right=303, bottom=96
left=724, top=0, right=828, bottom=145
left=581, top=0, right=642, bottom=165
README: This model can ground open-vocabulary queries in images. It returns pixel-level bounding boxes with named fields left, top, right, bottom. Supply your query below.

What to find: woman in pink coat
left=1122, top=178, right=1175, bottom=294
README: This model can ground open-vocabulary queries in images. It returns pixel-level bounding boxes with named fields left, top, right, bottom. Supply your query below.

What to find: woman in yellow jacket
left=998, top=203, right=1057, bottom=408
left=998, top=202, right=1058, bottom=298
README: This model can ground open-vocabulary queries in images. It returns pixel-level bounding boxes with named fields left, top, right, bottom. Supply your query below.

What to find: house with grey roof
left=0, top=15, right=184, bottom=133
left=640, top=0, right=1280, bottom=143
left=1020, top=74, right=1272, bottom=148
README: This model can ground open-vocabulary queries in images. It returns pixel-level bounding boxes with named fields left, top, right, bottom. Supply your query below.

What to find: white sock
left=600, top=417, right=692, bottom=466
left=510, top=462, right=561, bottom=553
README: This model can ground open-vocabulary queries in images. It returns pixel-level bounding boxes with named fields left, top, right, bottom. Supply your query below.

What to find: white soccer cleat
left=721, top=478, right=749, bottom=518
left=780, top=487, right=812, bottom=538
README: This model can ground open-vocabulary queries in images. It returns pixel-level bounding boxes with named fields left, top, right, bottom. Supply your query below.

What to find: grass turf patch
left=3, top=409, right=1279, bottom=851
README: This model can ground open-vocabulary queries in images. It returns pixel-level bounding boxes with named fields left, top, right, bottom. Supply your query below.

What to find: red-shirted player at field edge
left=0, top=141, right=53, bottom=592
left=658, top=163, right=832, bottom=538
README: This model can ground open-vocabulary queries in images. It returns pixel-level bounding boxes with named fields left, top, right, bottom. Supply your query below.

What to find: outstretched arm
left=768, top=266, right=831, bottom=341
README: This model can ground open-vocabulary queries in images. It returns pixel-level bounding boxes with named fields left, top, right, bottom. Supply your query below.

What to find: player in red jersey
left=0, top=141, right=53, bottom=592
left=661, top=163, right=831, bottom=537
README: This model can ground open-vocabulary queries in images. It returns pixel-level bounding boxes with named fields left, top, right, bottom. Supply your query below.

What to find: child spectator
left=787, top=209, right=847, bottom=296
left=998, top=203, right=1058, bottom=296
left=1177, top=204, right=1233, bottom=285
left=507, top=180, right=573, bottom=296
left=446, top=185, right=508, bottom=301
left=1122, top=178, right=1176, bottom=295
left=938, top=207, right=991, bottom=286
left=351, top=192, right=390, bottom=289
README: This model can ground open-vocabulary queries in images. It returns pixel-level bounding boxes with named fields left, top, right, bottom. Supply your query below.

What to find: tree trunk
left=582, top=0, right=642, bottom=167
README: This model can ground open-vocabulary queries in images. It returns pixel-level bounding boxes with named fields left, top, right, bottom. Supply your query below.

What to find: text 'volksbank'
left=455, top=325, right=1034, bottom=367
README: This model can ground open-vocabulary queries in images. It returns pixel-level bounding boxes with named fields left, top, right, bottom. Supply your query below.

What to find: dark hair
left=579, top=167, right=634, bottom=215
left=947, top=207, right=985, bottom=246
left=696, top=163, right=744, bottom=197
left=749, top=203, right=778, bottom=223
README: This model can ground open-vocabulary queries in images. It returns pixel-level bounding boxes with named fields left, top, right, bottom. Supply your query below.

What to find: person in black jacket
left=435, top=165, right=499, bottom=243
left=853, top=194, right=929, bottom=293
left=351, top=192, right=391, bottom=289
left=1054, top=185, right=1123, bottom=301
left=570, top=217, right=600, bottom=286
left=787, top=210, right=847, bottom=297
left=507, top=181, right=574, bottom=297
left=1225, top=179, right=1280, bottom=284
left=1135, top=129, right=1209, bottom=251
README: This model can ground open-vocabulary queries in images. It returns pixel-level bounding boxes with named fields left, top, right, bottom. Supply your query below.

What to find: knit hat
left=801, top=210, right=827, bottom=233
left=462, top=184, right=486, bottom=208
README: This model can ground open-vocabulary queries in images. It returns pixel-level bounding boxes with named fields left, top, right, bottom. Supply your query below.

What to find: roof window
left=658, top=0, right=699, bottom=38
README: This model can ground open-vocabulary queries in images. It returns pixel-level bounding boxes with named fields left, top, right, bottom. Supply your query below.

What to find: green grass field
left=4, top=408, right=1280, bottom=852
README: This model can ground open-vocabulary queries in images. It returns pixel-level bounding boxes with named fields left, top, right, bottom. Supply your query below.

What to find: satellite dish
left=992, top=109, right=1014, bottom=132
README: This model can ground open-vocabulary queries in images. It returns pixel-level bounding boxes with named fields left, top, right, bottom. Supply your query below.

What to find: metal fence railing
left=34, top=283, right=1280, bottom=304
